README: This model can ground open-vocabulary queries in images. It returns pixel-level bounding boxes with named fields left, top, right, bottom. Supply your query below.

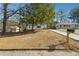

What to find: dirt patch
left=0, top=29, right=79, bottom=51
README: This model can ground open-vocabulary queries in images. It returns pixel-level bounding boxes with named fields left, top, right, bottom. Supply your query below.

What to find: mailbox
left=66, top=28, right=75, bottom=43
left=67, top=29, right=75, bottom=33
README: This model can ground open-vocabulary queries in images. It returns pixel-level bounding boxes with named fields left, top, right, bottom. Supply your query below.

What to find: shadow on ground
left=0, top=30, right=38, bottom=38
left=48, top=41, right=79, bottom=53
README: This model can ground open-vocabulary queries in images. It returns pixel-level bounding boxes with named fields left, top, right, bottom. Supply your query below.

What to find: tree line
left=1, top=3, right=55, bottom=34
left=1, top=3, right=79, bottom=34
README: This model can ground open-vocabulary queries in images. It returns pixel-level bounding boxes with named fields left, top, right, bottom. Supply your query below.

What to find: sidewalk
left=52, top=30, right=79, bottom=41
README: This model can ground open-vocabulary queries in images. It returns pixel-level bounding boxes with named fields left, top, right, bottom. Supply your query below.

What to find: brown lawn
left=0, top=29, right=79, bottom=50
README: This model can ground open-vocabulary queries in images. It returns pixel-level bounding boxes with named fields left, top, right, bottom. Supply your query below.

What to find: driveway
left=52, top=30, right=79, bottom=41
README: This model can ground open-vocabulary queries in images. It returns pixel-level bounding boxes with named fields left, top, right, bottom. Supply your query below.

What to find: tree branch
left=7, top=6, right=26, bottom=19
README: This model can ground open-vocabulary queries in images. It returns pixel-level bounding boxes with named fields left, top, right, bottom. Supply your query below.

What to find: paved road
left=0, top=50, right=79, bottom=56
left=52, top=30, right=79, bottom=41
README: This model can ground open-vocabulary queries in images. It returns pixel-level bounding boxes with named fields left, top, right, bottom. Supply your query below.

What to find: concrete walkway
left=52, top=30, right=79, bottom=41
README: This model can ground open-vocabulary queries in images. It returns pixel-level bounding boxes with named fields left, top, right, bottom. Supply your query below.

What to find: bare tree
left=2, top=3, right=26, bottom=34
left=2, top=3, right=8, bottom=34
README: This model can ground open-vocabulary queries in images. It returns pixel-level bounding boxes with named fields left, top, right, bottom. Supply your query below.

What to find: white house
left=56, top=22, right=79, bottom=29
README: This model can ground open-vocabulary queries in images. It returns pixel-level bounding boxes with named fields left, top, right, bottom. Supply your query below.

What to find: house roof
left=0, top=20, right=18, bottom=27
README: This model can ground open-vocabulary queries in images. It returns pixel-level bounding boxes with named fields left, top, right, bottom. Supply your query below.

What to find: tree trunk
left=31, top=20, right=34, bottom=31
left=3, top=18, right=7, bottom=34
left=2, top=4, right=8, bottom=34
left=18, top=23, right=20, bottom=32
left=49, top=23, right=52, bottom=29
left=32, top=23, right=34, bottom=31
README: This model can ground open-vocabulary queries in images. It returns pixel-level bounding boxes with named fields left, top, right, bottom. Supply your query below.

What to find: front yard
left=0, top=29, right=79, bottom=51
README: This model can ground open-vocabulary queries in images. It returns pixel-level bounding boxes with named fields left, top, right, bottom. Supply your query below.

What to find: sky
left=55, top=3, right=79, bottom=16
left=55, top=3, right=79, bottom=22
left=55, top=3, right=79, bottom=11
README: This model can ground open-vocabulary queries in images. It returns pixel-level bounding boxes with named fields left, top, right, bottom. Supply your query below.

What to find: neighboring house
left=0, top=20, right=19, bottom=32
left=0, top=20, right=48, bottom=32
left=56, top=22, right=79, bottom=29
left=26, top=24, right=48, bottom=30
left=6, top=20, right=19, bottom=32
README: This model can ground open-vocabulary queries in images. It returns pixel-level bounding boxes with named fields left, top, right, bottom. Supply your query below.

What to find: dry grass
left=0, top=29, right=79, bottom=51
